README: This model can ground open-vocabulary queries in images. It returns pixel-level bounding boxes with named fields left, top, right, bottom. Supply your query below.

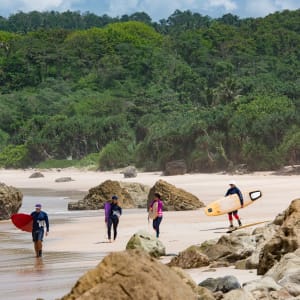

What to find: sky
left=0, top=0, right=299, bottom=20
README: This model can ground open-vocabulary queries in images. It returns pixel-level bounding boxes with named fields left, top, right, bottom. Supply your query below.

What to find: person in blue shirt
left=31, top=204, right=49, bottom=257
left=226, top=181, right=243, bottom=228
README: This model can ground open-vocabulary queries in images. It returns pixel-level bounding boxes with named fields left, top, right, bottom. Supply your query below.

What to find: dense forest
left=0, top=9, right=299, bottom=171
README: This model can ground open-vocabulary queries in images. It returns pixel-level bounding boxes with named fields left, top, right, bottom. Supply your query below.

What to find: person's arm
left=119, top=206, right=122, bottom=216
left=237, top=188, right=244, bottom=206
left=225, top=189, right=230, bottom=196
left=45, top=213, right=49, bottom=236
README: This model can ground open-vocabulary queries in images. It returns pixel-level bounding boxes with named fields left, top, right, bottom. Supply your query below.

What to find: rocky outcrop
left=258, top=199, right=300, bottom=275
left=68, top=180, right=135, bottom=210
left=198, top=231, right=257, bottom=264
left=29, top=172, right=44, bottom=178
left=198, top=276, right=241, bottom=293
left=0, top=183, right=23, bottom=220
left=164, top=160, right=187, bottom=176
left=148, top=179, right=204, bottom=211
left=61, top=250, right=198, bottom=300
left=55, top=177, right=74, bottom=182
left=266, top=248, right=300, bottom=297
left=126, top=230, right=166, bottom=258
left=119, top=182, right=150, bottom=208
left=168, top=246, right=210, bottom=269
left=122, top=166, right=137, bottom=178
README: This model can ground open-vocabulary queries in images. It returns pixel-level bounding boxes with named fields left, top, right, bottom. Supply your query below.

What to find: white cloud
left=243, top=0, right=299, bottom=17
left=206, top=0, right=237, bottom=11
left=244, top=0, right=276, bottom=17
left=0, top=0, right=81, bottom=14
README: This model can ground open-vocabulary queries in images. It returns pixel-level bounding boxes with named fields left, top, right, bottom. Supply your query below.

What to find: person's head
left=112, top=195, right=118, bottom=203
left=35, top=204, right=42, bottom=211
left=229, top=180, right=236, bottom=187
left=154, top=193, right=161, bottom=200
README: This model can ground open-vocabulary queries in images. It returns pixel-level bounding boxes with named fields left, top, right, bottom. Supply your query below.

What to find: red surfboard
left=11, top=213, right=33, bottom=232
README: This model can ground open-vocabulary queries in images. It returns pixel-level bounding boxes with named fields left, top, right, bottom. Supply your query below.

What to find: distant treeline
left=0, top=9, right=299, bottom=171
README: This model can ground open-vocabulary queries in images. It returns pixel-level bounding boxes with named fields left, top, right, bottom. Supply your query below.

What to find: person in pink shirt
left=149, top=193, right=163, bottom=238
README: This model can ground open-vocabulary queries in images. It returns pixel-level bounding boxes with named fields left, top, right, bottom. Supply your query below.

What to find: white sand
left=1, top=168, right=300, bottom=285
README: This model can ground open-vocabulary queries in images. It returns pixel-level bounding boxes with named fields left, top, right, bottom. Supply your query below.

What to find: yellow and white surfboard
left=204, top=190, right=262, bottom=216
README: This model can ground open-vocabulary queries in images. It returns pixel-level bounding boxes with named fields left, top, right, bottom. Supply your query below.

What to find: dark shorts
left=32, top=228, right=44, bottom=242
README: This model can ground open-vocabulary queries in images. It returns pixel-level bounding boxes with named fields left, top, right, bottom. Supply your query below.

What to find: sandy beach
left=1, top=168, right=300, bottom=299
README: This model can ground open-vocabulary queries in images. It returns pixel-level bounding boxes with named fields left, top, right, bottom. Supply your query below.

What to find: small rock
left=55, top=177, right=74, bottom=183
left=122, top=166, right=137, bottom=178
left=29, top=172, right=44, bottom=178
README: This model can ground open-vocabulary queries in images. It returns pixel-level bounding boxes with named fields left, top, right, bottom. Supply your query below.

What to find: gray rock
left=199, top=276, right=241, bottom=293
left=29, top=172, right=44, bottom=178
left=122, top=166, right=137, bottom=178
left=55, top=177, right=74, bottom=182
left=126, top=230, right=166, bottom=258
left=0, top=183, right=23, bottom=220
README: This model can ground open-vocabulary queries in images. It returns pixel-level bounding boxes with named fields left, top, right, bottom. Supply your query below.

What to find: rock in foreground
left=0, top=183, right=23, bottom=220
left=126, top=230, right=166, bottom=257
left=258, top=199, right=300, bottom=275
left=61, top=250, right=198, bottom=300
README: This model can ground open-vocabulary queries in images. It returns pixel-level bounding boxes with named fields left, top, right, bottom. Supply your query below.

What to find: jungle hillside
left=0, top=9, right=299, bottom=171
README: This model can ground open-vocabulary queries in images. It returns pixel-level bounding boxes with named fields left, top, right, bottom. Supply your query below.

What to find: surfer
left=226, top=181, right=243, bottom=228
left=31, top=204, right=49, bottom=257
left=107, top=196, right=122, bottom=242
left=149, top=193, right=163, bottom=238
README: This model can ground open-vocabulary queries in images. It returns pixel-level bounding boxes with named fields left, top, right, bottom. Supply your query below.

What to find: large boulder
left=126, top=230, right=166, bottom=257
left=119, top=182, right=150, bottom=208
left=198, top=276, right=241, bottom=293
left=168, top=245, right=210, bottom=269
left=68, top=180, right=135, bottom=210
left=148, top=179, right=204, bottom=211
left=258, top=199, right=300, bottom=275
left=0, top=183, right=23, bottom=220
left=164, top=160, right=187, bottom=176
left=122, top=166, right=137, bottom=178
left=61, top=250, right=198, bottom=300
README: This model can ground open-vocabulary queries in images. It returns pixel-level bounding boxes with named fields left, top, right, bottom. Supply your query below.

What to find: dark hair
left=154, top=193, right=161, bottom=199
left=112, top=195, right=118, bottom=200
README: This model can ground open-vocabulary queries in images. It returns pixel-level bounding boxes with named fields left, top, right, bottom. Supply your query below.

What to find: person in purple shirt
left=104, top=197, right=112, bottom=240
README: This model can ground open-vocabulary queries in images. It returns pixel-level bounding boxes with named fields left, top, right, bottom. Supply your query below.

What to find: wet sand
left=1, top=169, right=300, bottom=299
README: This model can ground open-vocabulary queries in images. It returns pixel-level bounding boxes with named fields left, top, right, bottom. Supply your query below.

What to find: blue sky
left=0, top=0, right=299, bottom=20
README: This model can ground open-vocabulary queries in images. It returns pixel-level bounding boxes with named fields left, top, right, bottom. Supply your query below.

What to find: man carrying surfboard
left=31, top=204, right=49, bottom=257
left=226, top=181, right=243, bottom=229
left=149, top=193, right=163, bottom=238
